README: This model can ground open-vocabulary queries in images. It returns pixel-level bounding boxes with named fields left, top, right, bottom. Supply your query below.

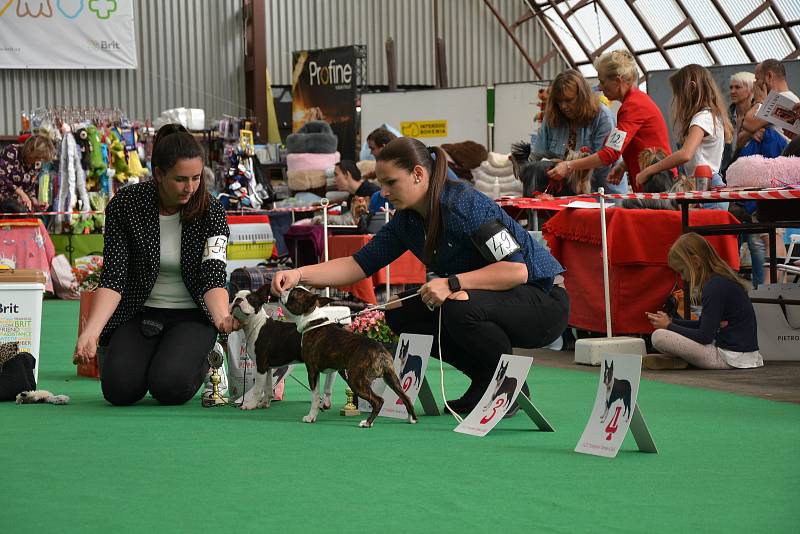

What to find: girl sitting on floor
left=645, top=233, right=763, bottom=370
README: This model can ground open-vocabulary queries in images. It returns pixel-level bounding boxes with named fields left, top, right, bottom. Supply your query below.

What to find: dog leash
left=437, top=307, right=463, bottom=423
left=331, top=290, right=425, bottom=324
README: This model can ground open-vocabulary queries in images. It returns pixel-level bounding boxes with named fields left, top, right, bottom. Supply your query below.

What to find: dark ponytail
left=152, top=123, right=208, bottom=223
left=377, top=137, right=449, bottom=263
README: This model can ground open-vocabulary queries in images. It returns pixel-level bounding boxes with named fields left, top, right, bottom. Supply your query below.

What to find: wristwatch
left=447, top=275, right=461, bottom=293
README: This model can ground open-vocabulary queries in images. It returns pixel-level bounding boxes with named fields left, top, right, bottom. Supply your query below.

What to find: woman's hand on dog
left=272, top=269, right=302, bottom=295
left=73, top=332, right=99, bottom=365
left=546, top=161, right=569, bottom=180
left=646, top=311, right=671, bottom=330
left=607, top=163, right=625, bottom=185
left=216, top=315, right=241, bottom=334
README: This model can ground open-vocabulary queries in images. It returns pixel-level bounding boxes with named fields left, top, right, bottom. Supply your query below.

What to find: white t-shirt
left=144, top=213, right=197, bottom=309
left=687, top=108, right=725, bottom=176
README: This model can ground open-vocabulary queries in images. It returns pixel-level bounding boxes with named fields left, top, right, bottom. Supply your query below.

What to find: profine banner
left=291, top=45, right=358, bottom=159
left=0, top=0, right=137, bottom=69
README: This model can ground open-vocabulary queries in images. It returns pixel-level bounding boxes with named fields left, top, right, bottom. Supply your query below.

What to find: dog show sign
left=575, top=353, right=657, bottom=458
left=357, top=333, right=433, bottom=418
left=454, top=354, right=533, bottom=437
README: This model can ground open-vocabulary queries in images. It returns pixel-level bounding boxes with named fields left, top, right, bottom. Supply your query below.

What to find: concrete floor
left=518, top=348, right=800, bottom=404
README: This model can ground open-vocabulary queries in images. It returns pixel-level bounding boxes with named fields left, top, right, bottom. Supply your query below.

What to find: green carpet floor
left=1, top=300, right=798, bottom=533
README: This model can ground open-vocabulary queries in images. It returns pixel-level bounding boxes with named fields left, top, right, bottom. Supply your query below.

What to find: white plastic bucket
left=0, top=281, right=45, bottom=383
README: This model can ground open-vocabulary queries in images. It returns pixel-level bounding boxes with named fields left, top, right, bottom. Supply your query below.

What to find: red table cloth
left=542, top=208, right=740, bottom=335
left=328, top=234, right=427, bottom=304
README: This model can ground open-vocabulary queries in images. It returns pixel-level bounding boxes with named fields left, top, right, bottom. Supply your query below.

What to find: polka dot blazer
left=98, top=180, right=229, bottom=345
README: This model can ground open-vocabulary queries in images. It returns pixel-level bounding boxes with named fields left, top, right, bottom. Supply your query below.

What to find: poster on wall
left=292, top=45, right=358, bottom=159
left=0, top=0, right=137, bottom=69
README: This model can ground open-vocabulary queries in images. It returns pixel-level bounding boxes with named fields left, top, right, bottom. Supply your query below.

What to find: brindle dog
left=282, top=287, right=418, bottom=428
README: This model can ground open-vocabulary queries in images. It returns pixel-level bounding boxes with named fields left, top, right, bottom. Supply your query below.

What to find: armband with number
left=202, top=235, right=228, bottom=263
left=471, top=220, right=521, bottom=263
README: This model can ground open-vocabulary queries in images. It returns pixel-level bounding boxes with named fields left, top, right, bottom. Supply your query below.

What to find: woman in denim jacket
left=527, top=70, right=625, bottom=194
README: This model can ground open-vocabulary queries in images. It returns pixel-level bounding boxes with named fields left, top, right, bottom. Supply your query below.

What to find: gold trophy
left=202, top=344, right=228, bottom=407
left=340, top=386, right=360, bottom=416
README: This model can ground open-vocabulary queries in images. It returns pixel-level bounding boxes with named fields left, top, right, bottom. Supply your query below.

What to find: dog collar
left=293, top=308, right=331, bottom=335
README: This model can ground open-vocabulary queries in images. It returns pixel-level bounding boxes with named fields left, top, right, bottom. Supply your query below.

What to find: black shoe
left=503, top=401, right=520, bottom=418
left=503, top=382, right=530, bottom=419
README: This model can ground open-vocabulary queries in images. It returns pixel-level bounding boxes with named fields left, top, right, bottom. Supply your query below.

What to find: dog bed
left=725, top=155, right=800, bottom=189
left=286, top=120, right=338, bottom=154
left=286, top=152, right=340, bottom=173
left=287, top=169, right=327, bottom=191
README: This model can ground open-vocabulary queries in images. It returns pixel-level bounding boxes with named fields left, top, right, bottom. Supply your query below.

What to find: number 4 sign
left=575, top=353, right=658, bottom=458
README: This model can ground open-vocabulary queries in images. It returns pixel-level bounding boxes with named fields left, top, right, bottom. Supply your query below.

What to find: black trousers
left=101, top=307, right=217, bottom=406
left=385, top=284, right=569, bottom=390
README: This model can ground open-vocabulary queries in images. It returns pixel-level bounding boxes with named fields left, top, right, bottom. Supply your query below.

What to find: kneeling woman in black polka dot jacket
left=73, top=124, right=237, bottom=406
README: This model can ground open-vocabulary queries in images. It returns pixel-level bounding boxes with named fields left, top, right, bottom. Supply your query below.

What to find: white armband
left=604, top=128, right=627, bottom=151
left=203, top=235, right=228, bottom=263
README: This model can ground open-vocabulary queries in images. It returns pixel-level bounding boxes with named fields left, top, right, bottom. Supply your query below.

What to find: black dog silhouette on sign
left=601, top=360, right=632, bottom=422
left=481, top=360, right=517, bottom=414
left=397, top=339, right=423, bottom=389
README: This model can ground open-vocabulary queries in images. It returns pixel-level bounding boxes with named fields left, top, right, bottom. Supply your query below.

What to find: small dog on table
left=231, top=286, right=336, bottom=410
left=281, top=286, right=418, bottom=428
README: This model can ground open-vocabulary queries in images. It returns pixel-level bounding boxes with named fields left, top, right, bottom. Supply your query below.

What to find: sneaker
left=643, top=355, right=689, bottom=370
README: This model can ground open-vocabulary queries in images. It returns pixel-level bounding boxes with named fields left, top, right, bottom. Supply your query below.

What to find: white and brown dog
left=230, top=286, right=336, bottom=410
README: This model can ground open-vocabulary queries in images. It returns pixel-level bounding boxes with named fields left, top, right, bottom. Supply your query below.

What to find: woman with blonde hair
left=525, top=69, right=617, bottom=193
left=547, top=50, right=673, bottom=192
left=645, top=233, right=763, bottom=370
left=728, top=71, right=758, bottom=155
left=0, top=134, right=56, bottom=212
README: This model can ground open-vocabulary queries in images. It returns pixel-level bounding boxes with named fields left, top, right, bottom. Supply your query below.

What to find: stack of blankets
left=471, top=152, right=522, bottom=198
left=285, top=120, right=339, bottom=196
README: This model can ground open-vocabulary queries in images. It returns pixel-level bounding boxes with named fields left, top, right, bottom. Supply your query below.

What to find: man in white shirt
left=743, top=59, right=798, bottom=140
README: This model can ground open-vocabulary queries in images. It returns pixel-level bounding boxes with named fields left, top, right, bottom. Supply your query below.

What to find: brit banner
left=0, top=0, right=137, bottom=69
left=292, top=45, right=358, bottom=159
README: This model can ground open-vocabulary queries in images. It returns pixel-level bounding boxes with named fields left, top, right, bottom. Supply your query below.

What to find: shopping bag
left=750, top=283, right=800, bottom=360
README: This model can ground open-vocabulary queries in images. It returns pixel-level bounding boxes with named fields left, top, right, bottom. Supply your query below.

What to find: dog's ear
left=255, top=284, right=272, bottom=302
left=315, top=296, right=334, bottom=308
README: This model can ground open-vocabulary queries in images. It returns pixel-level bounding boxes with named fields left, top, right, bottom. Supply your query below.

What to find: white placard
left=0, top=0, right=137, bottom=69
left=565, top=201, right=612, bottom=209
left=755, top=91, right=800, bottom=135
left=454, top=354, right=533, bottom=437
left=604, top=128, right=627, bottom=151
left=379, top=334, right=433, bottom=419
left=575, top=353, right=643, bottom=458
left=485, top=229, right=521, bottom=261
left=357, top=333, right=433, bottom=417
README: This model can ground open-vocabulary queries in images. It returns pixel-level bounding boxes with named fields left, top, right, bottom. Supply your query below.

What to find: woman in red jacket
left=548, top=50, right=674, bottom=192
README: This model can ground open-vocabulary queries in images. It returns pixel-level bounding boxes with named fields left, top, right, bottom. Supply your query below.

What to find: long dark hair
left=377, top=137, right=449, bottom=263
left=151, top=123, right=208, bottom=223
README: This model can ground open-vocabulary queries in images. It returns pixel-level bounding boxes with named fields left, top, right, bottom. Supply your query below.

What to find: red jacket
left=597, top=86, right=674, bottom=192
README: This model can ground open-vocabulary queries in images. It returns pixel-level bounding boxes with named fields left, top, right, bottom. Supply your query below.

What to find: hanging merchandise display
left=216, top=117, right=274, bottom=212
left=17, top=107, right=153, bottom=234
